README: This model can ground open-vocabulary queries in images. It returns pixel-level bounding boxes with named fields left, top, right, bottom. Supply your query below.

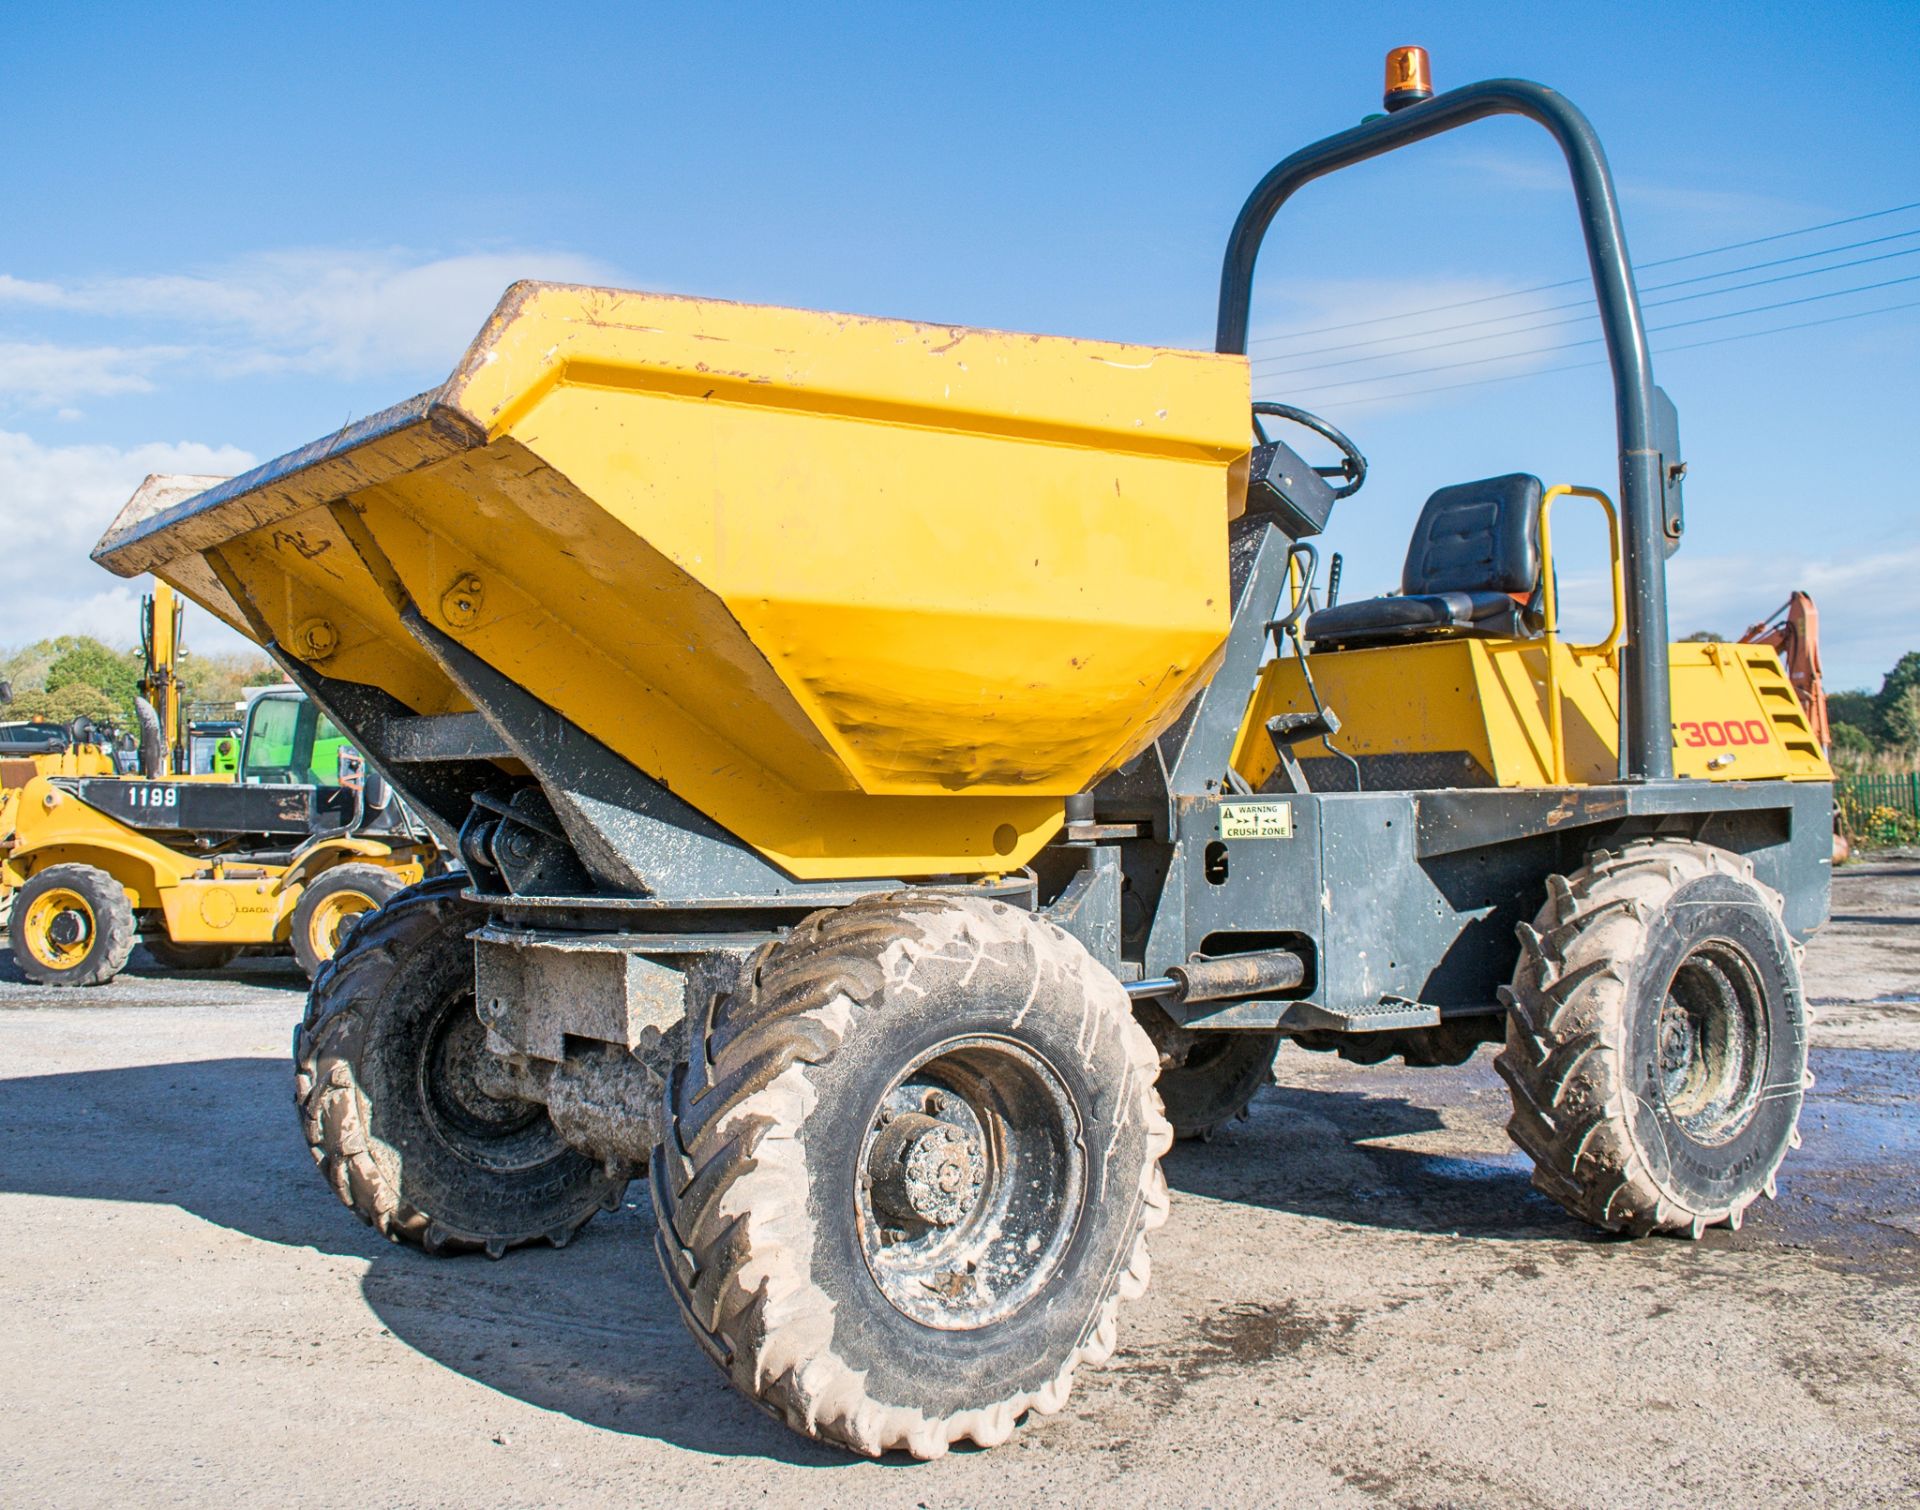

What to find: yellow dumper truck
left=93, top=52, right=1830, bottom=1459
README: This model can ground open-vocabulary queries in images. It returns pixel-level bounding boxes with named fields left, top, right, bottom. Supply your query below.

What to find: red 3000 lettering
left=1674, top=719, right=1770, bottom=749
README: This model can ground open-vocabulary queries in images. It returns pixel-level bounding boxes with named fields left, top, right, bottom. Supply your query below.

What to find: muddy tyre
left=1136, top=1003, right=1280, bottom=1139
left=10, top=864, right=136, bottom=986
left=651, top=892, right=1171, bottom=1459
left=290, top=862, right=408, bottom=979
left=1495, top=839, right=1809, bottom=1238
left=140, top=929, right=240, bottom=972
left=1294, top=1018, right=1502, bottom=1068
left=294, top=875, right=624, bottom=1256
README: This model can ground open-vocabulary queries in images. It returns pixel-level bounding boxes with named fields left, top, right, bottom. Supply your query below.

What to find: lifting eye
left=1203, top=841, right=1230, bottom=885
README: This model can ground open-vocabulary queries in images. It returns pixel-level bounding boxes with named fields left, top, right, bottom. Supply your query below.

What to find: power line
left=1246, top=198, right=1920, bottom=346
left=1252, top=296, right=1920, bottom=411
left=1250, top=226, right=1920, bottom=367
left=1252, top=244, right=1920, bottom=380
left=1269, top=271, right=1920, bottom=399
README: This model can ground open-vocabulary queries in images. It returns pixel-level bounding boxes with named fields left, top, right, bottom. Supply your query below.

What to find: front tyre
left=294, top=875, right=625, bottom=1256
left=1495, top=839, right=1810, bottom=1238
left=10, top=864, right=136, bottom=986
left=651, top=893, right=1171, bottom=1459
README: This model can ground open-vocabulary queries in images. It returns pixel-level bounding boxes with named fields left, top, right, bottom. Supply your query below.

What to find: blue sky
left=2, top=1, right=1915, bottom=688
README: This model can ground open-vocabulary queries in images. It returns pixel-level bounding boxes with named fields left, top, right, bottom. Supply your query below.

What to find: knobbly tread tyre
left=9, top=863, right=136, bottom=986
left=140, top=932, right=240, bottom=971
left=290, top=862, right=409, bottom=979
left=1292, top=1018, right=1502, bottom=1069
left=650, top=891, right=1172, bottom=1460
left=294, top=873, right=624, bottom=1257
left=1136, top=1005, right=1281, bottom=1139
left=1493, top=838, right=1809, bottom=1239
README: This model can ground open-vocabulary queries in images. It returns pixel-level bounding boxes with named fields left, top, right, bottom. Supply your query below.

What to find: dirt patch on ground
left=0, top=860, right=1914, bottom=1506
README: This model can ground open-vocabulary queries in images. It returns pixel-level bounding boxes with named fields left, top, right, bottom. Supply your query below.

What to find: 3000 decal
left=1673, top=719, right=1770, bottom=749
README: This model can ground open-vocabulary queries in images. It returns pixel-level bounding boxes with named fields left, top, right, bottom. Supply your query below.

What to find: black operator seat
left=1303, top=473, right=1544, bottom=649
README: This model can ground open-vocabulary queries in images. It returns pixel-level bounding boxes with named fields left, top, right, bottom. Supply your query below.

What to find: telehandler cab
left=94, top=51, right=1830, bottom=1459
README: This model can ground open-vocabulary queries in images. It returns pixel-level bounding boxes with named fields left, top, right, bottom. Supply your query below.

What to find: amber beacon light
left=1383, top=46, right=1434, bottom=111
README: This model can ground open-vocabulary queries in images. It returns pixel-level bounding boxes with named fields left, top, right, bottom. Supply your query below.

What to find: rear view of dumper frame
left=96, top=52, right=1831, bottom=1459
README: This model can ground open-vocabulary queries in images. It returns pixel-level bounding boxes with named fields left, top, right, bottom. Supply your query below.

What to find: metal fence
left=1836, top=772, right=1920, bottom=845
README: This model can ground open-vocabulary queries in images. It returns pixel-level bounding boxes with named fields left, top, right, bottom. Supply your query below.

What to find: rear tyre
left=1135, top=1002, right=1281, bottom=1139
left=294, top=875, right=625, bottom=1256
left=10, top=864, right=136, bottom=987
left=1293, top=1018, right=1501, bottom=1068
left=140, top=928, right=240, bottom=972
left=1495, top=839, right=1810, bottom=1238
left=651, top=892, right=1171, bottom=1458
left=290, top=863, right=408, bottom=979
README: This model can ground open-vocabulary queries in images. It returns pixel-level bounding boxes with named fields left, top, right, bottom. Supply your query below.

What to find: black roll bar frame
left=1216, top=79, right=1675, bottom=782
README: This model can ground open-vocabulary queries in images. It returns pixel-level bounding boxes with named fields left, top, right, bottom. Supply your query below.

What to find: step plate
left=1183, top=996, right=1443, bottom=1033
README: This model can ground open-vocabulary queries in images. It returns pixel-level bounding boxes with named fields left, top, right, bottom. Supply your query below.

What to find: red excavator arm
left=1740, top=592, right=1829, bottom=748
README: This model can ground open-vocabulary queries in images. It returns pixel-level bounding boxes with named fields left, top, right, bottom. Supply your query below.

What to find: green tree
left=1828, top=689, right=1882, bottom=743
left=0, top=635, right=93, bottom=699
left=6, top=684, right=119, bottom=725
left=179, top=651, right=282, bottom=710
left=1885, top=685, right=1920, bottom=749
left=1875, top=652, right=1920, bottom=742
left=1830, top=721, right=1873, bottom=756
left=43, top=639, right=142, bottom=721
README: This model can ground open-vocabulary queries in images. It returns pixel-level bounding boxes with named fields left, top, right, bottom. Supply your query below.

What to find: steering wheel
left=1251, top=402, right=1368, bottom=499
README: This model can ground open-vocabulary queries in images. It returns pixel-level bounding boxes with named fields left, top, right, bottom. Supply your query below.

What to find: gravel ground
left=0, top=858, right=1915, bottom=1507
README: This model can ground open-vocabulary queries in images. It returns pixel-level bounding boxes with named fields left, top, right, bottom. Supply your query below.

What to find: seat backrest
left=1400, top=473, right=1542, bottom=597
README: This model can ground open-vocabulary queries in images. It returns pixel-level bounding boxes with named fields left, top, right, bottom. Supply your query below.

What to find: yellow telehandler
left=4, top=499, right=438, bottom=986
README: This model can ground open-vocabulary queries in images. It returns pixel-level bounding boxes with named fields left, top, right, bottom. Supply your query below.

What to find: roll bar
left=1217, top=78, right=1679, bottom=782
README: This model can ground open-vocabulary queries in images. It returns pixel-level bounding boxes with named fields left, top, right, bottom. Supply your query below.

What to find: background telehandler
left=95, top=49, right=1831, bottom=1460
left=4, top=496, right=438, bottom=985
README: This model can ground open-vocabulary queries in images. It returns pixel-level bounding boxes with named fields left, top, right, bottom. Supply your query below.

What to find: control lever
left=1264, top=708, right=1343, bottom=794
left=1261, top=540, right=1364, bottom=794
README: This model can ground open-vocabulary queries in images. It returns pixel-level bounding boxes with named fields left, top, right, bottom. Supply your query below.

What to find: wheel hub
left=1656, top=941, right=1768, bottom=1145
left=854, top=1039, right=1085, bottom=1331
left=310, top=891, right=376, bottom=959
left=868, top=1111, right=985, bottom=1227
left=1658, top=999, right=1697, bottom=1087
left=422, top=996, right=548, bottom=1153
left=25, top=887, right=97, bottom=969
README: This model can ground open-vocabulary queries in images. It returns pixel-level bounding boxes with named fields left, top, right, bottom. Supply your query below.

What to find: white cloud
left=0, top=275, right=66, bottom=306
left=16, top=582, right=142, bottom=644
left=0, top=247, right=615, bottom=403
left=1444, top=539, right=1918, bottom=694
left=0, top=243, right=622, bottom=640
left=1550, top=544, right=1912, bottom=696
left=1664, top=543, right=1920, bottom=689
left=0, top=430, right=257, bottom=650
left=0, top=341, right=185, bottom=405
